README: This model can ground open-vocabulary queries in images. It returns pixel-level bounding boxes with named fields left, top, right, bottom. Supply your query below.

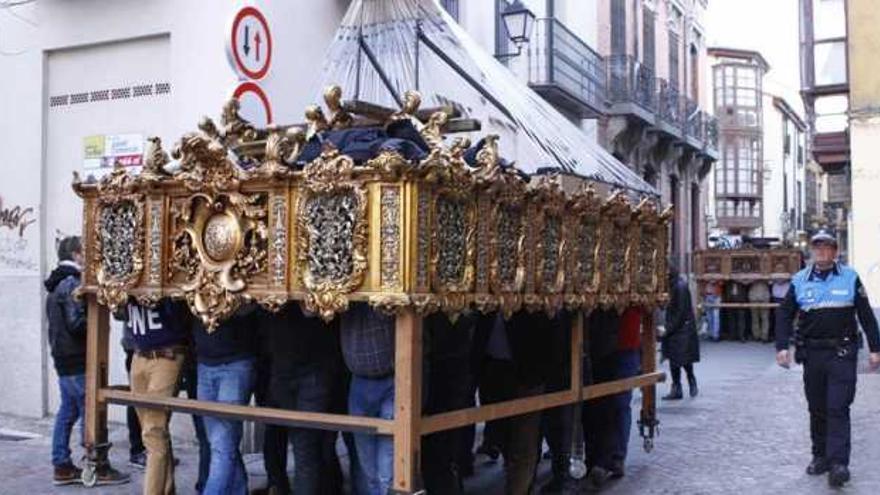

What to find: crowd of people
left=701, top=279, right=791, bottom=343
left=46, top=235, right=671, bottom=494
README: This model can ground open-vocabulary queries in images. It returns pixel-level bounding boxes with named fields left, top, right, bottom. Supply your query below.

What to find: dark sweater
left=193, top=310, right=259, bottom=366
left=124, top=300, right=189, bottom=352
left=258, top=303, right=339, bottom=372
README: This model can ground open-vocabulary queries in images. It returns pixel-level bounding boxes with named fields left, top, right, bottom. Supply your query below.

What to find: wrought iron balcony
left=607, top=55, right=656, bottom=119
left=528, top=18, right=606, bottom=118
left=656, top=78, right=683, bottom=133
left=683, top=97, right=703, bottom=143
left=704, top=112, right=719, bottom=153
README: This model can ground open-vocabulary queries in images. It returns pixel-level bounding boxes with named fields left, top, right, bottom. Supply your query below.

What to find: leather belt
left=136, top=346, right=187, bottom=360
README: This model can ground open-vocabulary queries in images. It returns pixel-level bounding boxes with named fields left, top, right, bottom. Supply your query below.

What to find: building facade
left=798, top=0, right=850, bottom=255
left=844, top=0, right=880, bottom=305
left=595, top=0, right=718, bottom=274
left=707, top=48, right=769, bottom=235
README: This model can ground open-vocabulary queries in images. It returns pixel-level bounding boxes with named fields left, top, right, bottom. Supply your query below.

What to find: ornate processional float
left=74, top=89, right=672, bottom=329
left=72, top=87, right=671, bottom=491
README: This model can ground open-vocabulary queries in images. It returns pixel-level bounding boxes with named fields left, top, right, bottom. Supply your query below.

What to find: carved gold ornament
left=598, top=191, right=635, bottom=311
left=296, top=146, right=368, bottom=321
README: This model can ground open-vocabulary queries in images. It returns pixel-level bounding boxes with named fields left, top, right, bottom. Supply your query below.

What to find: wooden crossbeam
left=419, top=371, right=665, bottom=435
left=100, top=389, right=394, bottom=435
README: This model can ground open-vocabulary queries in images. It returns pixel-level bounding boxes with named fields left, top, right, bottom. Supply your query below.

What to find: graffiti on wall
left=0, top=196, right=38, bottom=273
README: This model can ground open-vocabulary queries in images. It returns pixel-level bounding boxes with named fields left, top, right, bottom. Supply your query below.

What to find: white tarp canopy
left=315, top=0, right=657, bottom=195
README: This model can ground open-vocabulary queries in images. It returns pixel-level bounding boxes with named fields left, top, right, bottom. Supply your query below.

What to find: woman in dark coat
left=662, top=268, right=700, bottom=400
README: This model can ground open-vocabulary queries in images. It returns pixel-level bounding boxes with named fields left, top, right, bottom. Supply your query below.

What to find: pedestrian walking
left=45, top=236, right=129, bottom=487
left=662, top=267, right=700, bottom=400
left=775, top=230, right=880, bottom=488
left=703, top=281, right=721, bottom=341
left=724, top=281, right=748, bottom=341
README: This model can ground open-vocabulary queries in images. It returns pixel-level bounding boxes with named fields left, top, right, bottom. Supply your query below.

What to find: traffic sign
left=233, top=81, right=273, bottom=126
left=228, top=6, right=273, bottom=80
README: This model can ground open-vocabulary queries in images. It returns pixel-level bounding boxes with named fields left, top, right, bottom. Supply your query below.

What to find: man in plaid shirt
left=340, top=303, right=396, bottom=495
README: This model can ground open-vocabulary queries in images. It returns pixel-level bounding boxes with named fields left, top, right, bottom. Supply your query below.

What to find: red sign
left=233, top=81, right=273, bottom=126
left=229, top=6, right=273, bottom=80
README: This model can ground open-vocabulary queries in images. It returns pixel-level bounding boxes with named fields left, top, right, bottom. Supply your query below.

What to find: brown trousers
left=131, top=353, right=184, bottom=495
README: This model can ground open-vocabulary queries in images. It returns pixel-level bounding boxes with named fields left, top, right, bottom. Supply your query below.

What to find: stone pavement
left=1, top=342, right=879, bottom=494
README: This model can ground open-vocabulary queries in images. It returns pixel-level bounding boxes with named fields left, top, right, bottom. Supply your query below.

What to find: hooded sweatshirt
left=44, top=261, right=87, bottom=376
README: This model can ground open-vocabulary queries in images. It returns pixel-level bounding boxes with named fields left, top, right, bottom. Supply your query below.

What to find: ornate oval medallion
left=203, top=213, right=240, bottom=262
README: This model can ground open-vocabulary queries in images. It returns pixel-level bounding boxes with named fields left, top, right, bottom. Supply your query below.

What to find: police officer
left=775, top=230, right=880, bottom=487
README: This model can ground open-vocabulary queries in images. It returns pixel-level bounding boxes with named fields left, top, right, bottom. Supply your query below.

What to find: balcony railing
left=704, top=112, right=719, bottom=151
left=607, top=55, right=656, bottom=112
left=684, top=97, right=703, bottom=141
left=528, top=18, right=606, bottom=118
left=657, top=79, right=682, bottom=129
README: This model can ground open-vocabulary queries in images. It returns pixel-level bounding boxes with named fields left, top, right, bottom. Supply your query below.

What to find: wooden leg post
left=392, top=307, right=423, bottom=494
left=83, top=295, right=110, bottom=450
left=638, top=309, right=661, bottom=452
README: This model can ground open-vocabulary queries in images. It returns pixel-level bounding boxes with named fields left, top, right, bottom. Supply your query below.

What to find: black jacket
left=45, top=263, right=87, bottom=376
left=193, top=308, right=259, bottom=366
left=662, top=277, right=700, bottom=366
left=474, top=310, right=554, bottom=389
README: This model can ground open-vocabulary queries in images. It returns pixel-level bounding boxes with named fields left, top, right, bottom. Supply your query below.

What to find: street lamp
left=496, top=0, right=536, bottom=60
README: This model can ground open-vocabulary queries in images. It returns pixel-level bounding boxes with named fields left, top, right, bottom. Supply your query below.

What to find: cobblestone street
left=1, top=342, right=879, bottom=494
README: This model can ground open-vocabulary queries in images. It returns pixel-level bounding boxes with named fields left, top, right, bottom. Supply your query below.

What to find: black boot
left=662, top=383, right=683, bottom=400
left=828, top=464, right=850, bottom=488
left=541, top=455, right=571, bottom=494
left=688, top=375, right=699, bottom=398
left=806, top=457, right=829, bottom=475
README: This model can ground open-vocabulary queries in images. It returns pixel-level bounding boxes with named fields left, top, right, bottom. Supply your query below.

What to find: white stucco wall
left=0, top=0, right=346, bottom=418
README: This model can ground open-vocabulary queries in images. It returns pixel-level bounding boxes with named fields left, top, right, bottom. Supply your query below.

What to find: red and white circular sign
left=233, top=81, right=273, bottom=126
left=228, top=6, right=273, bottom=80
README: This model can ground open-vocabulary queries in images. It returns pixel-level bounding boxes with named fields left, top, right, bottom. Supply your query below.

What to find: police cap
left=810, top=230, right=838, bottom=248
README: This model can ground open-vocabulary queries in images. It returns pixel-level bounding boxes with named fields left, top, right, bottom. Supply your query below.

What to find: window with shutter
left=643, top=9, right=656, bottom=71
left=669, top=32, right=680, bottom=90
left=611, top=0, right=626, bottom=55
left=441, top=0, right=460, bottom=21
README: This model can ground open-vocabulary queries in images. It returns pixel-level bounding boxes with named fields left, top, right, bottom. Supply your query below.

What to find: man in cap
left=776, top=229, right=880, bottom=487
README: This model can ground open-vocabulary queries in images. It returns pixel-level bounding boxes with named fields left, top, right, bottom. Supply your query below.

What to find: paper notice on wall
left=83, top=134, right=144, bottom=180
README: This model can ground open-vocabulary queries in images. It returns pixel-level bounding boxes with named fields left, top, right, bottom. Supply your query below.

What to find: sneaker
left=128, top=451, right=146, bottom=470
left=95, top=466, right=131, bottom=486
left=53, top=463, right=82, bottom=486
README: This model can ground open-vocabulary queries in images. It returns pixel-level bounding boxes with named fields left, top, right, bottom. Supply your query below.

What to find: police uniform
left=775, top=261, right=880, bottom=477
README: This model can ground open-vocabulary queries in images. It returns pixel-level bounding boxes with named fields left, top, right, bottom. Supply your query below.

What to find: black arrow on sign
left=243, top=24, right=251, bottom=56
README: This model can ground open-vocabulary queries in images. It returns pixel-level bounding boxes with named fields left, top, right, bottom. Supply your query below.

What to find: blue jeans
left=349, top=374, right=395, bottom=495
left=52, top=374, right=86, bottom=467
left=197, top=359, right=255, bottom=495
left=612, top=350, right=641, bottom=464
left=705, top=294, right=721, bottom=340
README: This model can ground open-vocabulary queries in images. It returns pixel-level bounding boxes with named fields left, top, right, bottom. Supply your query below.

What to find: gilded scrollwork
left=169, top=192, right=268, bottom=330
left=296, top=146, right=368, bottom=321
left=598, top=191, right=635, bottom=311
left=94, top=196, right=145, bottom=311
left=566, top=185, right=602, bottom=310
left=380, top=185, right=402, bottom=290
left=423, top=153, right=477, bottom=317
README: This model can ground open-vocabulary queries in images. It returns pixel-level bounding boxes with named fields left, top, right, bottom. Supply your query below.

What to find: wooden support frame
left=85, top=305, right=665, bottom=494
left=83, top=295, right=110, bottom=451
